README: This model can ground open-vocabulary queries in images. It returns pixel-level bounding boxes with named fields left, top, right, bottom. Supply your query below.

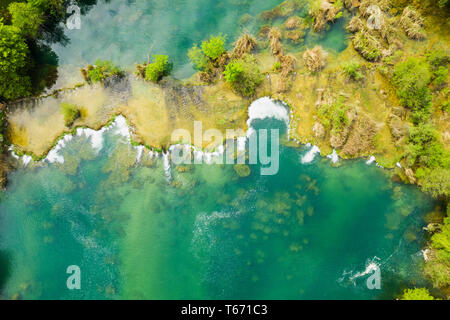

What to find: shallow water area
left=0, top=106, right=434, bottom=299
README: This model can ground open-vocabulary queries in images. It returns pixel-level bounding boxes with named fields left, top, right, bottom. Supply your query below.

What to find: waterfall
left=163, top=151, right=171, bottom=181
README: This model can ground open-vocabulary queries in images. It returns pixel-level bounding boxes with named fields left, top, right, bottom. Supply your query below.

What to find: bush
left=342, top=62, right=364, bottom=81
left=201, top=34, right=226, bottom=60
left=145, top=55, right=172, bottom=83
left=424, top=215, right=450, bottom=288
left=0, top=23, right=31, bottom=100
left=86, top=59, right=123, bottom=83
left=317, top=96, right=350, bottom=134
left=400, top=288, right=436, bottom=300
left=433, top=66, right=448, bottom=86
left=223, top=54, right=263, bottom=97
left=406, top=124, right=445, bottom=168
left=8, top=2, right=43, bottom=38
left=188, top=45, right=209, bottom=71
left=60, top=102, right=81, bottom=127
left=393, top=58, right=432, bottom=123
left=416, top=167, right=450, bottom=199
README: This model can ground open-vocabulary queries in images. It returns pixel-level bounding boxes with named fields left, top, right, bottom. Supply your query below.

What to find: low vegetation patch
left=81, top=60, right=124, bottom=84
left=60, top=102, right=81, bottom=127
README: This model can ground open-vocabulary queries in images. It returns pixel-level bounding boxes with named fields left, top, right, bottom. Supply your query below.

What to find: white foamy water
left=327, top=149, right=339, bottom=164
left=339, top=257, right=382, bottom=286
left=114, top=115, right=131, bottom=140
left=77, top=127, right=104, bottom=151
left=301, top=145, right=320, bottom=164
left=163, top=152, right=171, bottom=181
left=135, top=145, right=145, bottom=162
left=366, top=156, right=376, bottom=165
left=246, top=97, right=290, bottom=137
left=22, top=155, right=32, bottom=167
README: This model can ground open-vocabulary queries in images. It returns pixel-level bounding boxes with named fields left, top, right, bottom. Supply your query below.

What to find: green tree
left=400, top=288, right=436, bottom=300
left=145, top=55, right=172, bottom=83
left=8, top=2, right=44, bottom=38
left=424, top=214, right=450, bottom=288
left=201, top=34, right=226, bottom=60
left=417, top=167, right=450, bottom=198
left=0, top=23, right=31, bottom=100
left=223, top=54, right=263, bottom=97
left=406, top=124, right=445, bottom=168
left=188, top=44, right=209, bottom=71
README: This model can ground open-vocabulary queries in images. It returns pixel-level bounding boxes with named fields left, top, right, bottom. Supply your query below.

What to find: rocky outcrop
left=341, top=115, right=377, bottom=156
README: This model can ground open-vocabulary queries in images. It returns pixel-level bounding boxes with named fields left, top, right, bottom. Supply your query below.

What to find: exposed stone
left=313, top=122, right=326, bottom=139
left=341, top=115, right=376, bottom=156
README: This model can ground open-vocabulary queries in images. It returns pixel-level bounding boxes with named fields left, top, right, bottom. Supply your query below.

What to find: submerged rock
left=233, top=164, right=251, bottom=177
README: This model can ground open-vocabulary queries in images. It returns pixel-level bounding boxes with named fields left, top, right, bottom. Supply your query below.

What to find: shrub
left=223, top=54, right=263, bottom=97
left=201, top=34, right=226, bottom=60
left=8, top=2, right=43, bottom=38
left=400, top=288, right=436, bottom=300
left=303, top=46, right=327, bottom=73
left=273, top=62, right=282, bottom=72
left=317, top=96, right=350, bottom=134
left=145, top=54, right=172, bottom=83
left=433, top=66, right=448, bottom=86
left=406, top=124, right=445, bottom=168
left=342, top=62, right=364, bottom=81
left=393, top=58, right=432, bottom=123
left=416, top=167, right=450, bottom=199
left=352, top=31, right=381, bottom=61
left=427, top=49, right=450, bottom=69
left=60, top=102, right=81, bottom=127
left=424, top=215, right=450, bottom=288
left=86, top=59, right=123, bottom=83
left=188, top=45, right=209, bottom=71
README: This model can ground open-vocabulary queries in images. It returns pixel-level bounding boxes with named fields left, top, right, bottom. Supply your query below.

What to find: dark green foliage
left=393, top=58, right=432, bottom=123
left=201, top=34, right=226, bottom=60
left=0, top=0, right=66, bottom=101
left=424, top=212, right=450, bottom=288
left=400, top=288, right=437, bottom=300
left=86, top=60, right=124, bottom=83
left=317, top=96, right=350, bottom=134
left=60, top=102, right=81, bottom=127
left=433, top=66, right=448, bottom=86
left=416, top=167, right=450, bottom=199
left=223, top=54, right=263, bottom=97
left=427, top=49, right=450, bottom=69
left=145, top=55, right=172, bottom=83
left=406, top=124, right=447, bottom=168
left=8, top=2, right=43, bottom=38
left=188, top=45, right=209, bottom=71
left=0, top=23, right=32, bottom=101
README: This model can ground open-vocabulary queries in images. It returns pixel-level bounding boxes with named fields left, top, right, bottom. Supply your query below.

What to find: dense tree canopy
left=0, top=23, right=32, bottom=100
